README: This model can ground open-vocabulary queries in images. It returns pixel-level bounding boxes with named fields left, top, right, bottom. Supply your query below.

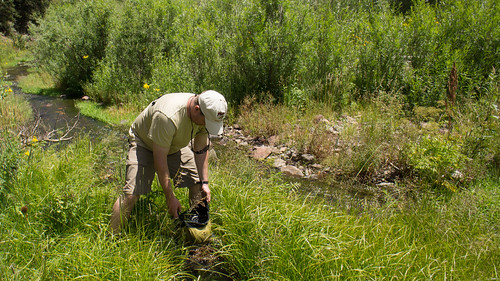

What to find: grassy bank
left=0, top=126, right=498, bottom=279
left=0, top=36, right=31, bottom=69
left=0, top=71, right=498, bottom=281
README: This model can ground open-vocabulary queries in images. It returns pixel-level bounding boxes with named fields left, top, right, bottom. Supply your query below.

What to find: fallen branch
left=43, top=114, right=80, bottom=142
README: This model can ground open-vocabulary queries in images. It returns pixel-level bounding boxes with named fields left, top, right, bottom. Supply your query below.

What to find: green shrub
left=31, top=0, right=500, bottom=108
left=31, top=0, right=111, bottom=96
left=404, top=136, right=469, bottom=191
left=86, top=0, right=177, bottom=104
left=0, top=0, right=16, bottom=36
left=0, top=37, right=19, bottom=68
left=220, top=0, right=312, bottom=103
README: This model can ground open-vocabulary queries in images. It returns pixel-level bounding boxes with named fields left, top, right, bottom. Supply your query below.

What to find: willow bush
left=31, top=0, right=499, bottom=107
left=30, top=0, right=111, bottom=96
left=85, top=0, right=177, bottom=105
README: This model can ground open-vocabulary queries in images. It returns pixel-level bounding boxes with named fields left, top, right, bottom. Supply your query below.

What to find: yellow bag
left=178, top=200, right=212, bottom=244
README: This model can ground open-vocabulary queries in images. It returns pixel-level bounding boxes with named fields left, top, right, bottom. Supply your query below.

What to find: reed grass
left=1, top=104, right=498, bottom=280
left=211, top=144, right=499, bottom=280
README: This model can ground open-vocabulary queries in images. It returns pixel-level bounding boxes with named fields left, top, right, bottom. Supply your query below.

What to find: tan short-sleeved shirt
left=130, top=93, right=207, bottom=153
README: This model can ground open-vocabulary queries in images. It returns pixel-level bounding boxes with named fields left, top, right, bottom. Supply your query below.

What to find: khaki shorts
left=123, top=140, right=200, bottom=196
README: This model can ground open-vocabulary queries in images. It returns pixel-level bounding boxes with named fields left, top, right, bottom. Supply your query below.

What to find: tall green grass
left=212, top=144, right=499, bottom=279
left=1, top=133, right=498, bottom=280
left=0, top=92, right=498, bottom=280
left=0, top=133, right=193, bottom=279
left=0, top=36, right=30, bottom=69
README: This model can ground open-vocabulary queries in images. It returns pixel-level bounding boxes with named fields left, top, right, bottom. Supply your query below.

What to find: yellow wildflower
left=154, top=88, right=160, bottom=92
left=8, top=88, right=13, bottom=92
left=32, top=136, right=38, bottom=143
left=83, top=55, right=89, bottom=59
left=143, top=83, right=150, bottom=89
left=25, top=151, right=30, bottom=156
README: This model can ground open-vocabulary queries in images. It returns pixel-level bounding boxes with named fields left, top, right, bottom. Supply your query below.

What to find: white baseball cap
left=198, top=90, right=227, bottom=136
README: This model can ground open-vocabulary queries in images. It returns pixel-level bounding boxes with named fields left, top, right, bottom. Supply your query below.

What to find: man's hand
left=202, top=183, right=211, bottom=203
left=153, top=143, right=181, bottom=218
left=167, top=196, right=182, bottom=218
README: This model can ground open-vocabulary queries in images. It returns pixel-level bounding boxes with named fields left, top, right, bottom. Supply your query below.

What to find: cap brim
left=205, top=119, right=223, bottom=136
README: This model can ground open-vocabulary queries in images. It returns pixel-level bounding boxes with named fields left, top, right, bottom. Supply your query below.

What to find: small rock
left=314, top=114, right=326, bottom=124
left=252, top=146, right=273, bottom=160
left=345, top=115, right=357, bottom=124
left=268, top=135, right=280, bottom=146
left=208, top=149, right=218, bottom=161
left=301, top=154, right=315, bottom=162
left=377, top=182, right=395, bottom=188
left=273, top=158, right=287, bottom=168
left=328, top=126, right=339, bottom=134
left=439, top=128, right=449, bottom=134
left=281, top=165, right=304, bottom=178
left=81, top=95, right=90, bottom=101
left=307, top=174, right=319, bottom=180
left=451, top=170, right=464, bottom=181
left=310, top=163, right=323, bottom=169
left=217, top=138, right=228, bottom=146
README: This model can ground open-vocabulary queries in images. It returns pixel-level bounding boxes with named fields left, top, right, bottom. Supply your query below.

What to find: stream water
left=5, top=64, right=114, bottom=142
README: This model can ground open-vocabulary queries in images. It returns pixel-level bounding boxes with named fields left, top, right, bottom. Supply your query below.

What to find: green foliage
left=222, top=0, right=312, bottom=103
left=86, top=0, right=177, bottom=104
left=0, top=74, right=31, bottom=206
left=213, top=144, right=499, bottom=280
left=404, top=136, right=469, bottom=191
left=30, top=0, right=500, bottom=107
left=0, top=0, right=17, bottom=35
left=39, top=190, right=83, bottom=234
left=283, top=86, right=309, bottom=111
left=30, top=0, right=111, bottom=97
left=0, top=0, right=51, bottom=35
left=0, top=81, right=498, bottom=279
left=237, top=96, right=297, bottom=137
left=0, top=132, right=21, bottom=205
left=0, top=37, right=20, bottom=68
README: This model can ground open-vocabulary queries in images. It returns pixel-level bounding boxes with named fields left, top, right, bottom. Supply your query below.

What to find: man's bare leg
left=110, top=194, right=139, bottom=234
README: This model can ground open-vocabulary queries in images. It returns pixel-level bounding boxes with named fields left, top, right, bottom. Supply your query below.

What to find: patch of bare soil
left=185, top=244, right=238, bottom=281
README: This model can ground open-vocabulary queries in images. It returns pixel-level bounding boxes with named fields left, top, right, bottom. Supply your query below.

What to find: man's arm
left=153, top=142, right=181, bottom=218
left=193, top=134, right=210, bottom=202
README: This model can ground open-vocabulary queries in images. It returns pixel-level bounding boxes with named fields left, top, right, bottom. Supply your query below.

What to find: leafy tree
left=0, top=0, right=17, bottom=35
left=0, top=0, right=51, bottom=35
left=13, top=0, right=52, bottom=33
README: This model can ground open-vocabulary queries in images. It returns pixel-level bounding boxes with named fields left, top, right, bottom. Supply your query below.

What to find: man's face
left=191, top=105, right=206, bottom=126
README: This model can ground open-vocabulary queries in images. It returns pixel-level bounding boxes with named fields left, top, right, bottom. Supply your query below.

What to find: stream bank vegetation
left=1, top=0, right=499, bottom=279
